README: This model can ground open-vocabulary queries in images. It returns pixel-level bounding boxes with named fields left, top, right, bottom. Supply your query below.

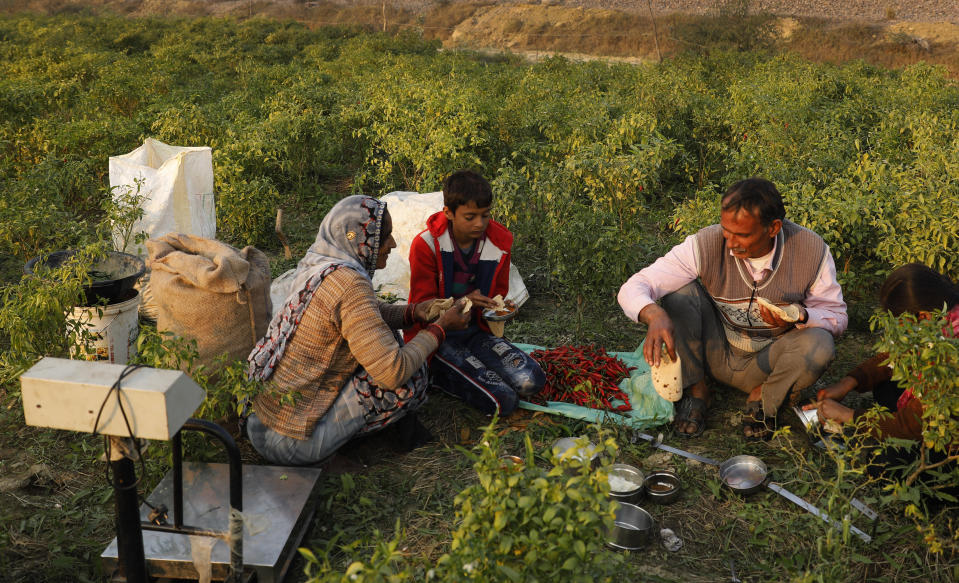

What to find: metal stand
left=110, top=443, right=149, bottom=583
left=107, top=419, right=245, bottom=582
left=103, top=420, right=321, bottom=583
left=142, top=419, right=245, bottom=582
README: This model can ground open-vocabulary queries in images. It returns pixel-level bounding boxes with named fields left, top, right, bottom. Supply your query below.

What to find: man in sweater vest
left=618, top=178, right=847, bottom=439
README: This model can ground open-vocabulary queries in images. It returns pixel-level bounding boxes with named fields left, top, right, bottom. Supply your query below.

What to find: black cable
left=93, top=363, right=149, bottom=492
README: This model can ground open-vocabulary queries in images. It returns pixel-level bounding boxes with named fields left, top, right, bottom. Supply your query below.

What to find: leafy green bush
left=434, top=429, right=623, bottom=582
left=132, top=326, right=263, bottom=423
left=0, top=244, right=101, bottom=389
left=871, top=308, right=958, bottom=498
left=301, top=423, right=627, bottom=582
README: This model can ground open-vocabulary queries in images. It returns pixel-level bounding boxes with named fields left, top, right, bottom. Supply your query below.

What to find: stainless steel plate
left=482, top=306, right=517, bottom=321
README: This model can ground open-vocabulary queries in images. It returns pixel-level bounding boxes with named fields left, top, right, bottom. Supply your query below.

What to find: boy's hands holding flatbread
left=462, top=289, right=499, bottom=310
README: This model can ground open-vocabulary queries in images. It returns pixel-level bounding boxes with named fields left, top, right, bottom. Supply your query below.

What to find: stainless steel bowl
left=551, top=437, right=600, bottom=470
left=719, top=455, right=768, bottom=495
left=644, top=470, right=681, bottom=504
left=606, top=503, right=655, bottom=551
left=608, top=463, right=645, bottom=504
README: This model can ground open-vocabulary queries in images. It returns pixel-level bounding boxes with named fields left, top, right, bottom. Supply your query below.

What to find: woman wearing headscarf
left=246, top=195, right=469, bottom=465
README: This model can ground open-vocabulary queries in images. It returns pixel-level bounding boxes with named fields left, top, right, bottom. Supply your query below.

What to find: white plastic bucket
left=69, top=291, right=141, bottom=364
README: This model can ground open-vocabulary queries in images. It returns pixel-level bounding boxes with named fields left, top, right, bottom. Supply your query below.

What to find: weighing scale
left=20, top=357, right=322, bottom=582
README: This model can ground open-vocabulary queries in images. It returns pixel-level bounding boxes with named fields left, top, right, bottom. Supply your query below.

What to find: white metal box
left=20, top=357, right=206, bottom=440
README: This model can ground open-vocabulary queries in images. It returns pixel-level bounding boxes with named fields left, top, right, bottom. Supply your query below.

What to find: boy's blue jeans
left=431, top=329, right=545, bottom=416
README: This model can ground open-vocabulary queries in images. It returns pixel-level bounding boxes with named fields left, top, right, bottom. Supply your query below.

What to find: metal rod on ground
left=767, top=482, right=872, bottom=544
left=633, top=430, right=876, bottom=542
left=109, top=437, right=148, bottom=583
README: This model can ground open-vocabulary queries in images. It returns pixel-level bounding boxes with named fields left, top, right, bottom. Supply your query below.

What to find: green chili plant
left=0, top=243, right=103, bottom=393
left=301, top=423, right=628, bottom=582
left=132, top=326, right=265, bottom=424
left=871, top=307, right=959, bottom=555
left=100, top=178, right=148, bottom=255
left=430, top=425, right=625, bottom=582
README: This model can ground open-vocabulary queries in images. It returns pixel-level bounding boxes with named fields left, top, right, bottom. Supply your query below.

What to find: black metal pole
left=172, top=430, right=183, bottom=529
left=110, top=444, right=148, bottom=583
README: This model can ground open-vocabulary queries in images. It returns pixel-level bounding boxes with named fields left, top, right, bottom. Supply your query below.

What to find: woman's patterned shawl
left=248, top=195, right=386, bottom=381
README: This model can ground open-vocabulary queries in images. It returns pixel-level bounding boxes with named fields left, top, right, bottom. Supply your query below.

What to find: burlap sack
left=147, top=233, right=272, bottom=373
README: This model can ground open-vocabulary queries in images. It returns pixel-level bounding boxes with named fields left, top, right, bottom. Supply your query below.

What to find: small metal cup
left=644, top=470, right=681, bottom=504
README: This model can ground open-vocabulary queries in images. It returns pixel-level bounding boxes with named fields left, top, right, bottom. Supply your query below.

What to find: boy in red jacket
left=406, top=170, right=544, bottom=415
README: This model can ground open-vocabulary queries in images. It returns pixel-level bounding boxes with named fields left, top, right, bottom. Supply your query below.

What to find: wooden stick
left=275, top=208, right=292, bottom=259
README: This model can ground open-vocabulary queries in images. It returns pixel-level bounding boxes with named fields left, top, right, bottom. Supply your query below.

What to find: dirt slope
left=327, top=0, right=959, bottom=22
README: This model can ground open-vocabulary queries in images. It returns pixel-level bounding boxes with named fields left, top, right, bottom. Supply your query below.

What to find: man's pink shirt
left=617, top=233, right=848, bottom=336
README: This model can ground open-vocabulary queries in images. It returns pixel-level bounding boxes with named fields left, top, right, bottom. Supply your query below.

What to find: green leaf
left=497, top=564, right=523, bottom=582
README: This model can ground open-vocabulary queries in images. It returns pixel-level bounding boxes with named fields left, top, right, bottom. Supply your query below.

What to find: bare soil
left=320, top=0, right=959, bottom=22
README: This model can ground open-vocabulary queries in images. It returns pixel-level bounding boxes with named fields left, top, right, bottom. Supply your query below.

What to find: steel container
left=608, top=463, right=645, bottom=504
left=644, top=470, right=681, bottom=504
left=606, top=503, right=655, bottom=551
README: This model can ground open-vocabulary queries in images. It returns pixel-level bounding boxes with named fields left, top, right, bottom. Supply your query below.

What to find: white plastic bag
left=108, top=138, right=216, bottom=257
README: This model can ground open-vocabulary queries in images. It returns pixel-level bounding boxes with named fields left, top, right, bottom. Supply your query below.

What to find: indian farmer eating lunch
left=618, top=178, right=848, bottom=440
left=803, top=263, right=959, bottom=493
left=245, top=195, right=470, bottom=466
left=406, top=170, right=546, bottom=416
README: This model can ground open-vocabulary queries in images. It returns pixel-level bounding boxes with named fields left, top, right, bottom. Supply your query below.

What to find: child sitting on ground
left=406, top=170, right=545, bottom=415
left=805, top=263, right=958, bottom=497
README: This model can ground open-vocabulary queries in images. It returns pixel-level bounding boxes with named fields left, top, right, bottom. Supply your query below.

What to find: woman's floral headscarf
left=248, top=195, right=386, bottom=381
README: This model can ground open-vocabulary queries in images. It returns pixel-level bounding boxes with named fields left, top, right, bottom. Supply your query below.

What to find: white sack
left=269, top=191, right=530, bottom=318
left=109, top=138, right=216, bottom=257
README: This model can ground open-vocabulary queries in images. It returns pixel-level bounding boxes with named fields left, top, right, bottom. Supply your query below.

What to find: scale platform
left=102, top=462, right=322, bottom=582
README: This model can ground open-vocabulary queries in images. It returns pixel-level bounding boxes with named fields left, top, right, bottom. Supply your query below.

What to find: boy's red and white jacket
left=405, top=210, right=512, bottom=341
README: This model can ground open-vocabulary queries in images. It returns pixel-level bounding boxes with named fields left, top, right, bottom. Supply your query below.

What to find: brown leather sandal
left=673, top=395, right=710, bottom=438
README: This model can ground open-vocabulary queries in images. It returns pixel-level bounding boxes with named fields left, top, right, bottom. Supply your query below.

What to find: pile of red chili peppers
left=529, top=345, right=635, bottom=412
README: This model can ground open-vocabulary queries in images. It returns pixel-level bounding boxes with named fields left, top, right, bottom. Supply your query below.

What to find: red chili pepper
left=530, top=345, right=634, bottom=413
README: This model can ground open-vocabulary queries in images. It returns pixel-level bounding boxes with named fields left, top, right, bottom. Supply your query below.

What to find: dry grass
left=786, top=20, right=959, bottom=75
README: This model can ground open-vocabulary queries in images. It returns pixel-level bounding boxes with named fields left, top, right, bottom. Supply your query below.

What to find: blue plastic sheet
left=515, top=342, right=674, bottom=430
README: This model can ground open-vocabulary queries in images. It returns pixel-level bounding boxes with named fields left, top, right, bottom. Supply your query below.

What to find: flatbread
left=756, top=297, right=803, bottom=323
left=425, top=297, right=454, bottom=320
left=461, top=297, right=473, bottom=314
left=650, top=351, right=682, bottom=402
